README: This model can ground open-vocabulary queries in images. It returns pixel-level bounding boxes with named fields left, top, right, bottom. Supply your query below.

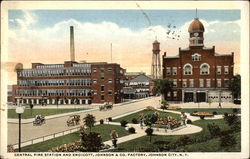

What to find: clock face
left=194, top=33, right=199, bottom=37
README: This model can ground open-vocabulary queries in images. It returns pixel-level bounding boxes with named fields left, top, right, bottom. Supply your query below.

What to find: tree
left=83, top=114, right=96, bottom=132
left=79, top=129, right=103, bottom=152
left=228, top=75, right=241, bottom=99
left=153, top=79, right=173, bottom=101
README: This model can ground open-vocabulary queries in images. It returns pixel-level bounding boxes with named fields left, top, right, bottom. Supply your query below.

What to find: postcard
left=1, top=1, right=249, bottom=159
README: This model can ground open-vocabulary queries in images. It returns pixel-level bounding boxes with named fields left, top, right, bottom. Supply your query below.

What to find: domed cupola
left=188, top=18, right=205, bottom=47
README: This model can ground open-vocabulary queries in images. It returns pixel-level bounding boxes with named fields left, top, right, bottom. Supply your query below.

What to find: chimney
left=70, top=26, right=75, bottom=61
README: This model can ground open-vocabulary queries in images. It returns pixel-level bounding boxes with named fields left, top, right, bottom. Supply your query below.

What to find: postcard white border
left=1, top=1, right=249, bottom=159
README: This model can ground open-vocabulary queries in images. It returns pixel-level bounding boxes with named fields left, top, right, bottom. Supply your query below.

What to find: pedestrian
left=139, top=113, right=144, bottom=129
left=110, top=130, right=118, bottom=148
left=218, top=102, right=222, bottom=108
left=180, top=112, right=187, bottom=125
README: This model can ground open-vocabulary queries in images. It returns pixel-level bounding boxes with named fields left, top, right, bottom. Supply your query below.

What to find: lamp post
left=197, top=91, right=200, bottom=109
left=16, top=105, right=25, bottom=152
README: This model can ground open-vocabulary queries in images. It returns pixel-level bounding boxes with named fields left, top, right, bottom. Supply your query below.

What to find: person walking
left=110, top=130, right=118, bottom=148
left=180, top=112, right=187, bottom=125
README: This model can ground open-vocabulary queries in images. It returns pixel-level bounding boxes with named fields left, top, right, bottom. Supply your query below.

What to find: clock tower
left=188, top=18, right=205, bottom=47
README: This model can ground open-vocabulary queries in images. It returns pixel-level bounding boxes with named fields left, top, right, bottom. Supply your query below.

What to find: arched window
left=183, top=64, right=193, bottom=75
left=192, top=53, right=201, bottom=61
left=200, top=63, right=210, bottom=75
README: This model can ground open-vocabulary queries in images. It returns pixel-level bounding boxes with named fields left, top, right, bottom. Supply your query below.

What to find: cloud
left=7, top=11, right=241, bottom=84
left=13, top=11, right=37, bottom=29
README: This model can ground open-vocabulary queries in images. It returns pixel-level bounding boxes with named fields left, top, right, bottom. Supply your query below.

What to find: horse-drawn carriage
left=33, top=115, right=46, bottom=126
left=67, top=115, right=81, bottom=126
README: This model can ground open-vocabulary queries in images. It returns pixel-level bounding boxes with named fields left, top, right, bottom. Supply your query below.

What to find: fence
left=12, top=126, right=81, bottom=149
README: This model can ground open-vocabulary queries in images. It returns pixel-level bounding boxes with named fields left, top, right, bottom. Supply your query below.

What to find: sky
left=7, top=9, right=240, bottom=85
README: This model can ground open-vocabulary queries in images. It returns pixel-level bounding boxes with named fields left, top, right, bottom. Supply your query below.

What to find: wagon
left=67, top=115, right=80, bottom=126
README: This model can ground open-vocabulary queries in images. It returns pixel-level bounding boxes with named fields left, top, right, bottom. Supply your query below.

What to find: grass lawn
left=8, top=108, right=88, bottom=119
left=115, top=118, right=240, bottom=152
left=113, top=109, right=181, bottom=123
left=19, top=124, right=130, bottom=152
left=174, top=108, right=241, bottom=115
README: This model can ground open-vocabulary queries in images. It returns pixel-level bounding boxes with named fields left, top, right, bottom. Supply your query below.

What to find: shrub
left=213, top=111, right=217, bottom=115
left=108, top=117, right=112, bottom=122
left=174, top=135, right=194, bottom=147
left=120, top=120, right=128, bottom=127
left=128, top=127, right=136, bottom=133
left=207, top=123, right=221, bottom=138
left=80, top=132, right=103, bottom=152
left=224, top=112, right=228, bottom=117
left=224, top=114, right=241, bottom=132
left=220, top=134, right=236, bottom=147
left=131, top=118, right=138, bottom=124
left=200, top=115, right=205, bottom=120
left=186, top=119, right=192, bottom=124
left=224, top=114, right=238, bottom=126
left=145, top=127, right=154, bottom=136
left=232, top=108, right=239, bottom=114
left=99, top=119, right=104, bottom=124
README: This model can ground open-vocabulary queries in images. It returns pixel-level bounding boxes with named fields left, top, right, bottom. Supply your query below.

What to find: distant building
left=162, top=17, right=234, bottom=103
left=12, top=61, right=125, bottom=105
left=7, top=85, right=13, bottom=102
left=123, top=73, right=154, bottom=99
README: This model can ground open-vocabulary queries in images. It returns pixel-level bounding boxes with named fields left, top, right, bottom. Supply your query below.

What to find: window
left=101, top=95, right=105, bottom=101
left=167, top=92, right=171, bottom=97
left=108, top=79, right=112, bottom=83
left=224, top=79, right=229, bottom=87
left=108, top=67, right=112, bottom=71
left=206, top=79, right=211, bottom=87
left=166, top=67, right=171, bottom=75
left=108, top=90, right=112, bottom=95
left=200, top=63, right=210, bottom=75
left=93, top=68, right=97, bottom=72
left=100, top=68, right=105, bottom=72
left=192, top=53, right=201, bottom=61
left=199, top=79, right=204, bottom=87
left=100, top=73, right=104, bottom=79
left=183, top=64, right=192, bottom=75
left=93, top=79, right=97, bottom=84
left=172, top=67, right=177, bottom=75
left=216, top=66, right=221, bottom=75
left=224, top=66, right=229, bottom=74
left=217, top=79, right=221, bottom=87
left=182, top=79, right=187, bottom=88
left=189, top=79, right=194, bottom=87
left=173, top=79, right=177, bottom=87
left=101, top=85, right=105, bottom=92
left=173, top=91, right=177, bottom=98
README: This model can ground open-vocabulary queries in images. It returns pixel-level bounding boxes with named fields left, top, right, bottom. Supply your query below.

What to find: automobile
left=67, top=115, right=80, bottom=126
left=33, top=115, right=46, bottom=126
left=233, top=99, right=241, bottom=105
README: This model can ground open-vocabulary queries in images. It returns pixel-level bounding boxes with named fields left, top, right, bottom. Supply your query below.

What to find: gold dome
left=188, top=18, right=205, bottom=32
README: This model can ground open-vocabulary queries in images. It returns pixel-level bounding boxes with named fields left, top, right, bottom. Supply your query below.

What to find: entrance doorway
left=184, top=92, right=194, bottom=102
left=196, top=92, right=206, bottom=102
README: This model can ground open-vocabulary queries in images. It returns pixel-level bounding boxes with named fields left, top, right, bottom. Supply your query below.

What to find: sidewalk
left=103, top=121, right=202, bottom=146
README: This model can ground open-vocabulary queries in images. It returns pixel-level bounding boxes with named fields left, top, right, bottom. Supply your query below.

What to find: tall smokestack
left=70, top=26, right=75, bottom=61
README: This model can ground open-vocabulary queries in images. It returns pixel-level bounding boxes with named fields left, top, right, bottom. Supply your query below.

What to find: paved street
left=8, top=96, right=160, bottom=145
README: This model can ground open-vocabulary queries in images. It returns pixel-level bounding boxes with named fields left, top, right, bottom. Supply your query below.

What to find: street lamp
left=197, top=91, right=200, bottom=109
left=15, top=105, right=25, bottom=152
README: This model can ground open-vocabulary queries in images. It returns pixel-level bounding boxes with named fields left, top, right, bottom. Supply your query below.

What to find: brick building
left=12, top=61, right=125, bottom=105
left=163, top=18, right=234, bottom=103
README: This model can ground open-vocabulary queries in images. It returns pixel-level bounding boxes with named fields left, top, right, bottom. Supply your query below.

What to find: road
left=8, top=96, right=161, bottom=145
